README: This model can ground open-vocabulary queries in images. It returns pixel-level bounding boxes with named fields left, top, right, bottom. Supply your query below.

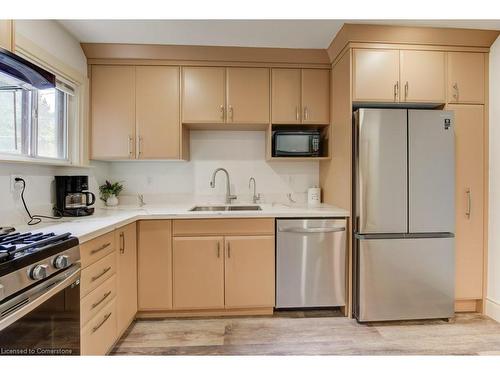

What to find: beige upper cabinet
left=302, top=69, right=330, bottom=124
left=91, top=65, right=136, bottom=160
left=226, top=67, right=270, bottom=124
left=448, top=104, right=484, bottom=301
left=136, top=66, right=180, bottom=159
left=137, top=220, right=173, bottom=311
left=272, top=68, right=330, bottom=124
left=224, top=236, right=275, bottom=308
left=116, top=222, right=137, bottom=336
left=182, top=67, right=226, bottom=123
left=400, top=50, right=445, bottom=103
left=172, top=236, right=225, bottom=310
left=353, top=49, right=400, bottom=103
left=272, top=68, right=302, bottom=124
left=0, top=20, right=14, bottom=52
left=448, top=52, right=485, bottom=104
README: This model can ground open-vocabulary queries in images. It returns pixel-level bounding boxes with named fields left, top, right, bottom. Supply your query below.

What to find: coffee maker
left=54, top=176, right=96, bottom=216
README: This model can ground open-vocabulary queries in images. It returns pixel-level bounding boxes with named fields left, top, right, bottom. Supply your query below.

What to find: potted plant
left=99, top=180, right=124, bottom=207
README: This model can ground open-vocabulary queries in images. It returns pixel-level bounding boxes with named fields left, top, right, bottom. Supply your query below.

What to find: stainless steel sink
left=189, top=206, right=227, bottom=212
left=227, top=205, right=262, bottom=211
left=189, top=205, right=262, bottom=212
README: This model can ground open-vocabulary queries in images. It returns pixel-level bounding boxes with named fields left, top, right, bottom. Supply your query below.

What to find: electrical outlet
left=10, top=175, right=23, bottom=193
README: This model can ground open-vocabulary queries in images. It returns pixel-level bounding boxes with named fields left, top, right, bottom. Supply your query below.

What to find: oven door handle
left=0, top=265, right=81, bottom=331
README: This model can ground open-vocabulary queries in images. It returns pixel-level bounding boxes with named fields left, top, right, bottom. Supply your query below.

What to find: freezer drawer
left=276, top=219, right=346, bottom=308
left=408, top=110, right=455, bottom=233
left=357, top=237, right=455, bottom=322
left=355, top=109, right=408, bottom=234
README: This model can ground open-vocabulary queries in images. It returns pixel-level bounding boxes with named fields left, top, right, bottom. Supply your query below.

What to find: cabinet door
left=447, top=104, right=484, bottom=300
left=116, top=222, right=137, bottom=336
left=137, top=220, right=172, bottom=310
left=136, top=66, right=180, bottom=159
left=91, top=65, right=136, bottom=159
left=226, top=67, right=270, bottom=124
left=173, top=237, right=224, bottom=309
left=302, top=69, right=330, bottom=124
left=182, top=67, right=225, bottom=123
left=271, top=68, right=301, bottom=124
left=353, top=49, right=400, bottom=102
left=448, top=52, right=485, bottom=104
left=400, top=50, right=445, bottom=103
left=0, top=20, right=14, bottom=52
left=224, top=236, right=275, bottom=308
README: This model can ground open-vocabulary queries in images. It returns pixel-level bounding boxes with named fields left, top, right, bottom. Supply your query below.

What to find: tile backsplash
left=0, top=130, right=319, bottom=226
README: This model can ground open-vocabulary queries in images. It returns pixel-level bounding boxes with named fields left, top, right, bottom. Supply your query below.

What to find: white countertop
left=14, top=203, right=349, bottom=244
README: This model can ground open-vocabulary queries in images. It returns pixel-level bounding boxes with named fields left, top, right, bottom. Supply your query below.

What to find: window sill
left=0, top=154, right=90, bottom=168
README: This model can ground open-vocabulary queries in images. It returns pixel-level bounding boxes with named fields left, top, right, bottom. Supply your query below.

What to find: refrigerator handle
left=466, top=188, right=471, bottom=219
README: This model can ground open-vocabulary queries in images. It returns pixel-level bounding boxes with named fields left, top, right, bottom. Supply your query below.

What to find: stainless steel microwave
left=272, top=131, right=321, bottom=157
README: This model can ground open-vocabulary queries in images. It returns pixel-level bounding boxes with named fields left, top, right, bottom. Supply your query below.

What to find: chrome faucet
left=137, top=193, right=146, bottom=207
left=210, top=168, right=237, bottom=204
left=248, top=177, right=261, bottom=204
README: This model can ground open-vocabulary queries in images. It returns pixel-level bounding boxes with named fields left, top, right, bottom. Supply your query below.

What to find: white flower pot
left=106, top=194, right=119, bottom=207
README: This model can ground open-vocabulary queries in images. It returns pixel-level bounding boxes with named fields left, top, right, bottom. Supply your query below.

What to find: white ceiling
left=58, top=20, right=500, bottom=49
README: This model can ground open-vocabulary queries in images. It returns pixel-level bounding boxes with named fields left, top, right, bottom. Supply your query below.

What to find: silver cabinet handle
left=279, top=226, right=346, bottom=234
left=295, top=106, right=300, bottom=121
left=119, top=232, right=125, bottom=254
left=128, top=136, right=133, bottom=158
left=138, top=136, right=143, bottom=157
left=217, top=241, right=220, bottom=258
left=91, top=266, right=112, bottom=282
left=303, top=106, right=309, bottom=121
left=92, top=312, right=112, bottom=334
left=228, top=105, right=234, bottom=121
left=453, top=82, right=459, bottom=101
left=466, top=188, right=471, bottom=219
left=91, top=242, right=111, bottom=255
left=220, top=105, right=225, bottom=120
left=91, top=291, right=112, bottom=310
left=404, top=81, right=409, bottom=100
left=227, top=242, right=231, bottom=258
left=394, top=81, right=399, bottom=101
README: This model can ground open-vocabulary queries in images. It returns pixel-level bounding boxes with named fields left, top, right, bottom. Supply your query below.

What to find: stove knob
left=54, top=255, right=71, bottom=269
left=30, top=264, right=48, bottom=280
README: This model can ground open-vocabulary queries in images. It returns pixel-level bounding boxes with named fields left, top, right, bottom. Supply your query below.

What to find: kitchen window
left=0, top=72, right=71, bottom=161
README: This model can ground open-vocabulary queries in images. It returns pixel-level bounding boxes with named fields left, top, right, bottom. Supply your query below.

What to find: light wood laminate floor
left=112, top=312, right=500, bottom=355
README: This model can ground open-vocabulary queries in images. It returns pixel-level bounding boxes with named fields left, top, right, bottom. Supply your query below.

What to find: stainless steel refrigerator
left=353, top=108, right=455, bottom=322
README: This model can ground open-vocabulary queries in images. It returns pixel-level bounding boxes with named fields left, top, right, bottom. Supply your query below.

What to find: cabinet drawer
left=81, top=252, right=116, bottom=298
left=81, top=298, right=117, bottom=356
left=80, top=231, right=115, bottom=268
left=173, top=218, right=274, bottom=236
left=81, top=275, right=117, bottom=326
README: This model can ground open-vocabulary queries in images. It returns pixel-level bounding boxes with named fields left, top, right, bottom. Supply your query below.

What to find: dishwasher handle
left=279, top=226, right=346, bottom=234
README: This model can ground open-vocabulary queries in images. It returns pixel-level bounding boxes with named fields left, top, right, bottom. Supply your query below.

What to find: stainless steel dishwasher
left=276, top=218, right=346, bottom=308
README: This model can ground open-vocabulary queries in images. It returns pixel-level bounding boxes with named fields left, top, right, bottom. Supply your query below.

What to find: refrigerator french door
left=353, top=108, right=455, bottom=322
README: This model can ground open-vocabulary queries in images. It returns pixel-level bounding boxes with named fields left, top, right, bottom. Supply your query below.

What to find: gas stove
left=0, top=228, right=80, bottom=302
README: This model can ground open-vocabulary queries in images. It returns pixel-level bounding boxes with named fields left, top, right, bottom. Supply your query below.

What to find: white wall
left=487, top=35, right=500, bottom=322
left=109, top=131, right=319, bottom=205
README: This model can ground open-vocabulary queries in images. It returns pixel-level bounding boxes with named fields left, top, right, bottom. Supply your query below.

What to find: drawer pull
left=91, top=291, right=112, bottom=309
left=91, top=242, right=111, bottom=255
left=92, top=312, right=112, bottom=334
left=91, top=266, right=112, bottom=282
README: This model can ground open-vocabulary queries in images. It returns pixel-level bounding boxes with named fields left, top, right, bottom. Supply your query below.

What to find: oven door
left=274, top=133, right=314, bottom=156
left=0, top=265, right=80, bottom=355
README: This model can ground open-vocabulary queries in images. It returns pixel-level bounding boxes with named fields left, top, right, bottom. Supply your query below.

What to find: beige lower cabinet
left=447, top=104, right=485, bottom=305
left=116, top=222, right=137, bottom=336
left=172, top=236, right=225, bottom=309
left=224, top=236, right=275, bottom=308
left=137, top=220, right=173, bottom=310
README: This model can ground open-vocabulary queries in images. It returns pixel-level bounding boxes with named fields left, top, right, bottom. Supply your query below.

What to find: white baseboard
left=486, top=298, right=500, bottom=322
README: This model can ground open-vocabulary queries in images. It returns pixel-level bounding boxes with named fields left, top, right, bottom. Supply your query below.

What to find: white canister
left=307, top=186, right=321, bottom=206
